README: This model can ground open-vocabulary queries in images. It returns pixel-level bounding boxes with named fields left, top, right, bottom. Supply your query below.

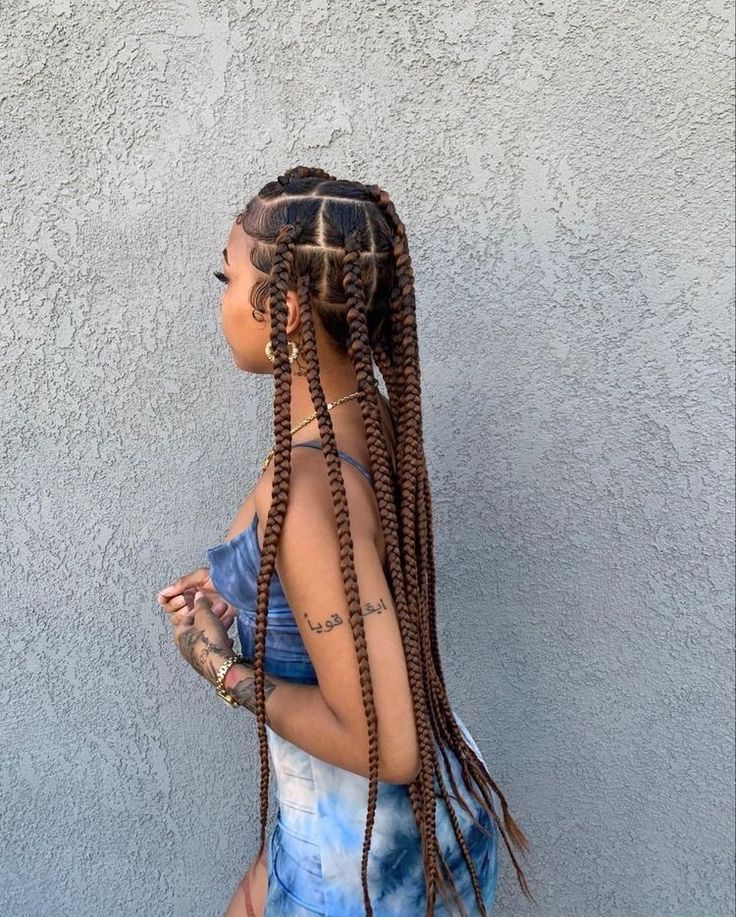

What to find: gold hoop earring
left=265, top=339, right=299, bottom=364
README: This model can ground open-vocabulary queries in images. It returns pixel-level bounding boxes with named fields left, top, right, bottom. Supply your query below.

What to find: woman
left=157, top=167, right=533, bottom=916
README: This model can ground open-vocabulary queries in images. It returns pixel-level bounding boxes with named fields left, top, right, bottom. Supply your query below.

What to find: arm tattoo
left=228, top=667, right=278, bottom=726
left=302, top=596, right=388, bottom=635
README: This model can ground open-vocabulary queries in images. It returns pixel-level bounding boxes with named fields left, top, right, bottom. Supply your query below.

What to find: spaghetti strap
left=293, top=439, right=373, bottom=482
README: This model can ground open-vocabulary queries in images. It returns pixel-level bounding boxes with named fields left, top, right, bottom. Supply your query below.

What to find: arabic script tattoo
left=302, top=597, right=389, bottom=635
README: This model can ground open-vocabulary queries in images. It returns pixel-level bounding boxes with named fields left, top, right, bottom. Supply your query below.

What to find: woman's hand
left=165, top=590, right=236, bottom=686
left=157, top=567, right=237, bottom=631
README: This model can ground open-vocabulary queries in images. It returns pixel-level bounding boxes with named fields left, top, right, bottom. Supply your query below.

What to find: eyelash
left=213, top=270, right=228, bottom=284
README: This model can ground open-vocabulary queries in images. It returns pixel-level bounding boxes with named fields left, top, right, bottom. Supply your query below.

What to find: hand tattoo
left=228, top=667, right=278, bottom=726
left=177, top=627, right=232, bottom=685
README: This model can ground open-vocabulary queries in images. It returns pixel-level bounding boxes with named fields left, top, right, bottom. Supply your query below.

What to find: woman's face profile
left=215, top=225, right=274, bottom=373
left=217, top=226, right=301, bottom=374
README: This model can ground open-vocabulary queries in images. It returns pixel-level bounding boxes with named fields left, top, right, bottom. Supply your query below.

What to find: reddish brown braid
left=234, top=166, right=534, bottom=915
left=298, top=247, right=383, bottom=914
left=367, top=185, right=536, bottom=903
left=248, top=218, right=300, bottom=870
left=362, top=197, right=487, bottom=914
left=341, top=225, right=457, bottom=914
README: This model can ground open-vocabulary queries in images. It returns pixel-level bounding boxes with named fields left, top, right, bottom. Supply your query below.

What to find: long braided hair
left=235, top=166, right=533, bottom=915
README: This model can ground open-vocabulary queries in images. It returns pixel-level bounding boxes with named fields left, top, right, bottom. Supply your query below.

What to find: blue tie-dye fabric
left=206, top=444, right=499, bottom=915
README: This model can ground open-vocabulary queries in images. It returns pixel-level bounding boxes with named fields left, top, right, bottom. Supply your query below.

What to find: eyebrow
left=222, top=247, right=229, bottom=265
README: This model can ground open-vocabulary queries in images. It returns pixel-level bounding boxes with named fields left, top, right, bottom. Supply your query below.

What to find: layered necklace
left=260, top=391, right=362, bottom=473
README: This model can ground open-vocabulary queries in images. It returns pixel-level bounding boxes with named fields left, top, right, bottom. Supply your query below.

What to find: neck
left=286, top=362, right=362, bottom=437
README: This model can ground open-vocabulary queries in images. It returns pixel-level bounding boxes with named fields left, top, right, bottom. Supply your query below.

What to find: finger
left=159, top=594, right=189, bottom=615
left=171, top=609, right=195, bottom=626
left=193, top=590, right=213, bottom=612
left=157, top=569, right=208, bottom=602
left=212, top=600, right=227, bottom=615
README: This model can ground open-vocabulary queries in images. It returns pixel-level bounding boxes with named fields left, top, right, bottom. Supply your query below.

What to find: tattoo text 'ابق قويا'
left=302, top=596, right=389, bottom=635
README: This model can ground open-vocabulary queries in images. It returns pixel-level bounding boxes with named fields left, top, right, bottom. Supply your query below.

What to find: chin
left=232, top=351, right=264, bottom=374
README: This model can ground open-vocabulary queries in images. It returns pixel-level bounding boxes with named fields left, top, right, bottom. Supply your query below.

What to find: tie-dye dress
left=206, top=442, right=499, bottom=916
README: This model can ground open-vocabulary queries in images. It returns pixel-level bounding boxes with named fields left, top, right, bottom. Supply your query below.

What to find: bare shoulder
left=252, top=442, right=381, bottom=547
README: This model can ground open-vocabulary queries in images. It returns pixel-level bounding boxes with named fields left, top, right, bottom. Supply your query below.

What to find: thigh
left=224, top=847, right=268, bottom=917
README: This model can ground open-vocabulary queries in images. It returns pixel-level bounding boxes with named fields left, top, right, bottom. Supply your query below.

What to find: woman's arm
left=225, top=460, right=421, bottom=786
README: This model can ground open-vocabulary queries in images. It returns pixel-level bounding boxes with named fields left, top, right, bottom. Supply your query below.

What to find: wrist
left=224, top=661, right=252, bottom=692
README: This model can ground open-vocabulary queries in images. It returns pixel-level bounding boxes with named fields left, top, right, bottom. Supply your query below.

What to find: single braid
left=342, top=226, right=454, bottom=915
left=294, top=262, right=382, bottom=915
left=358, top=189, right=452, bottom=914
left=251, top=219, right=303, bottom=865
left=367, top=180, right=535, bottom=904
left=415, top=457, right=501, bottom=847
left=278, top=165, right=336, bottom=185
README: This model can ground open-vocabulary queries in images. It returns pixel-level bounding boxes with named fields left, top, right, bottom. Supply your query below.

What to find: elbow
left=390, top=762, right=421, bottom=786
left=341, top=715, right=422, bottom=785
left=383, top=747, right=421, bottom=786
left=359, top=744, right=420, bottom=785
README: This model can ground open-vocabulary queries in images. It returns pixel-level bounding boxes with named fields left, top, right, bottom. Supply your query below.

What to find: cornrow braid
left=234, top=166, right=533, bottom=915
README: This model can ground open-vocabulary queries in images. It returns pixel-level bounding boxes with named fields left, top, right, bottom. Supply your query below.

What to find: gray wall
left=2, top=2, right=734, bottom=915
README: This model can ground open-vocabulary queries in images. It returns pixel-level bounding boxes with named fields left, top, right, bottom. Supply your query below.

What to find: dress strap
left=293, top=440, right=373, bottom=482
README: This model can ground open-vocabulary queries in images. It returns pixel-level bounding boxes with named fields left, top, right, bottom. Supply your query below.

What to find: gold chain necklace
left=260, top=391, right=362, bottom=473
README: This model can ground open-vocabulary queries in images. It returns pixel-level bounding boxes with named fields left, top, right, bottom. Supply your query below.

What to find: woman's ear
left=285, top=288, right=302, bottom=335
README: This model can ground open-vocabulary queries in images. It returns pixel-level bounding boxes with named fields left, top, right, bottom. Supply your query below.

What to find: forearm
left=223, top=663, right=403, bottom=783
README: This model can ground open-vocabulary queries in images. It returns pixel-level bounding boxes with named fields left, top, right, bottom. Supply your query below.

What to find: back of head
left=236, top=167, right=397, bottom=357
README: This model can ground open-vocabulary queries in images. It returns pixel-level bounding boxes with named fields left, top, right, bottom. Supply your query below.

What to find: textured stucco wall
left=2, top=2, right=734, bottom=915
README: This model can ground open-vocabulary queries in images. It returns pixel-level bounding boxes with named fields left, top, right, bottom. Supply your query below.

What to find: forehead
left=223, top=224, right=252, bottom=265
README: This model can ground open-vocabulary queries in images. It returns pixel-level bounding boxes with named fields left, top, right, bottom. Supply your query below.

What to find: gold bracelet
left=215, top=653, right=246, bottom=708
